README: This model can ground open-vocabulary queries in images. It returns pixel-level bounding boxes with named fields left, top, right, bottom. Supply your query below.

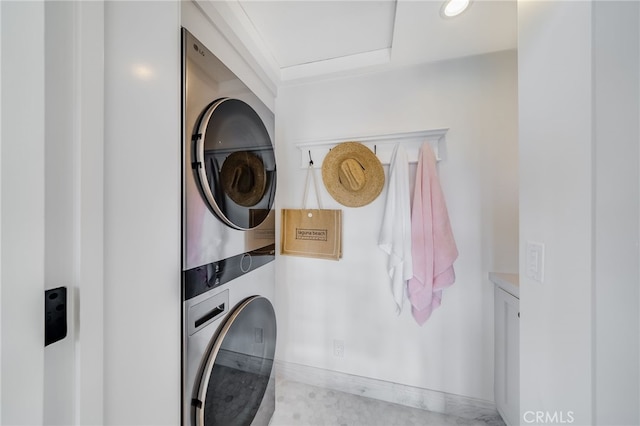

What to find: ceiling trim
left=203, top=0, right=398, bottom=85
left=280, top=48, right=391, bottom=82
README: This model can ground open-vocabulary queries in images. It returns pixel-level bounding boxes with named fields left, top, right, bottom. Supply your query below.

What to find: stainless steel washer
left=183, top=262, right=276, bottom=426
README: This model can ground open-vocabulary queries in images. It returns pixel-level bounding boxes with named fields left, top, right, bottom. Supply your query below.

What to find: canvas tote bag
left=281, top=164, right=342, bottom=260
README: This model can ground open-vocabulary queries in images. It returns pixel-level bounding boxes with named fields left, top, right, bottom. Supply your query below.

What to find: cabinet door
left=495, top=287, right=519, bottom=426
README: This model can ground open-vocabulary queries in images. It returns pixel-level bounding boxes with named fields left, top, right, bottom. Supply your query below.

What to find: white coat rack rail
left=295, top=128, right=448, bottom=168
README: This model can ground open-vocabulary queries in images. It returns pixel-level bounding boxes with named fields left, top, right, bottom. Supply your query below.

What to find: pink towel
left=408, top=143, right=458, bottom=325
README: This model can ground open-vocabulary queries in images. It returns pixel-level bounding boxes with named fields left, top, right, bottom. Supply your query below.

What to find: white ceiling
left=208, top=0, right=517, bottom=83
left=238, top=1, right=397, bottom=68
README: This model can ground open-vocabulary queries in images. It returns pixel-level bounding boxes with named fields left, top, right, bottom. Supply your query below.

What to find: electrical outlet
left=525, top=241, right=545, bottom=283
left=333, top=339, right=344, bottom=358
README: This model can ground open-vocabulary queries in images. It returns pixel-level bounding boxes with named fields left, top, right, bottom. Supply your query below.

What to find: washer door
left=194, top=296, right=276, bottom=426
left=193, top=98, right=276, bottom=230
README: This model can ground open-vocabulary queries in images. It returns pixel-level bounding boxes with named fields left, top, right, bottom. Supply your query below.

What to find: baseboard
left=275, top=360, right=501, bottom=422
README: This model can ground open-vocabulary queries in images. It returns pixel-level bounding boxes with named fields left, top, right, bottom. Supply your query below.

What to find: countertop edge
left=489, top=272, right=519, bottom=299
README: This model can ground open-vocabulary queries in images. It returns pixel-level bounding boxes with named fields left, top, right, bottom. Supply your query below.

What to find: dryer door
left=193, top=98, right=276, bottom=231
left=194, top=296, right=276, bottom=426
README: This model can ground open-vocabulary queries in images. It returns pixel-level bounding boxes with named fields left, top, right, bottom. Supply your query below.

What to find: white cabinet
left=494, top=285, right=519, bottom=426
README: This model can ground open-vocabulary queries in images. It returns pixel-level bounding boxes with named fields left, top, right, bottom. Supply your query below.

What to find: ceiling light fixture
left=441, top=0, right=471, bottom=18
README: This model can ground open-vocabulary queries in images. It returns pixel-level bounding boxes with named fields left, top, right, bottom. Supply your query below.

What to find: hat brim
left=321, top=142, right=384, bottom=207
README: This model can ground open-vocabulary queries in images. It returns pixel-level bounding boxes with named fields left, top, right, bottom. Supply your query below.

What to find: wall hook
left=308, top=150, right=314, bottom=166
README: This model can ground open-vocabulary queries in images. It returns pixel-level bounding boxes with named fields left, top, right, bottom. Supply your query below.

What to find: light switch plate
left=525, top=241, right=545, bottom=283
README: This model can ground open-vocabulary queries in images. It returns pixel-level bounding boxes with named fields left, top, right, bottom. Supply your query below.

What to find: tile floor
left=271, top=379, right=506, bottom=426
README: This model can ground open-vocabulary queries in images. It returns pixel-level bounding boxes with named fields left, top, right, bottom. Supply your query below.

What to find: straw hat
left=220, top=151, right=266, bottom=207
left=321, top=142, right=384, bottom=207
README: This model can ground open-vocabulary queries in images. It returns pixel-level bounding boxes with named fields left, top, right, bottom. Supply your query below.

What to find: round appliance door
left=193, top=98, right=276, bottom=230
left=194, top=296, right=276, bottom=426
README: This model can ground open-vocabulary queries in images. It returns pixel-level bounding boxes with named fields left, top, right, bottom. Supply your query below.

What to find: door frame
left=1, top=1, right=105, bottom=424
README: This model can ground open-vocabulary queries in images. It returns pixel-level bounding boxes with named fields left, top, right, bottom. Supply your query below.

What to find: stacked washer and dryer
left=181, top=28, right=277, bottom=426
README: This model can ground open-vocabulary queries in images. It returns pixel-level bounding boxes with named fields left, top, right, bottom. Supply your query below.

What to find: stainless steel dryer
left=181, top=27, right=277, bottom=426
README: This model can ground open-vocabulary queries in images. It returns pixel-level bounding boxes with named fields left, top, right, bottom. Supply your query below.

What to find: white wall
left=593, top=1, right=639, bottom=424
left=103, top=2, right=181, bottom=424
left=518, top=2, right=594, bottom=423
left=275, top=50, right=519, bottom=402
left=519, top=1, right=640, bottom=424
left=1, top=1, right=46, bottom=425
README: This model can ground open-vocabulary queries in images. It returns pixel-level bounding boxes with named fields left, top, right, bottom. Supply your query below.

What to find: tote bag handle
left=302, top=163, right=323, bottom=210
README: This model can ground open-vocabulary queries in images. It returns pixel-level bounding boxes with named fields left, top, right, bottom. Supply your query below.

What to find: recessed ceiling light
left=441, top=0, right=471, bottom=18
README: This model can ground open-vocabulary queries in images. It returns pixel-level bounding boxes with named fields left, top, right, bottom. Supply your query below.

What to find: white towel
left=378, top=145, right=413, bottom=313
